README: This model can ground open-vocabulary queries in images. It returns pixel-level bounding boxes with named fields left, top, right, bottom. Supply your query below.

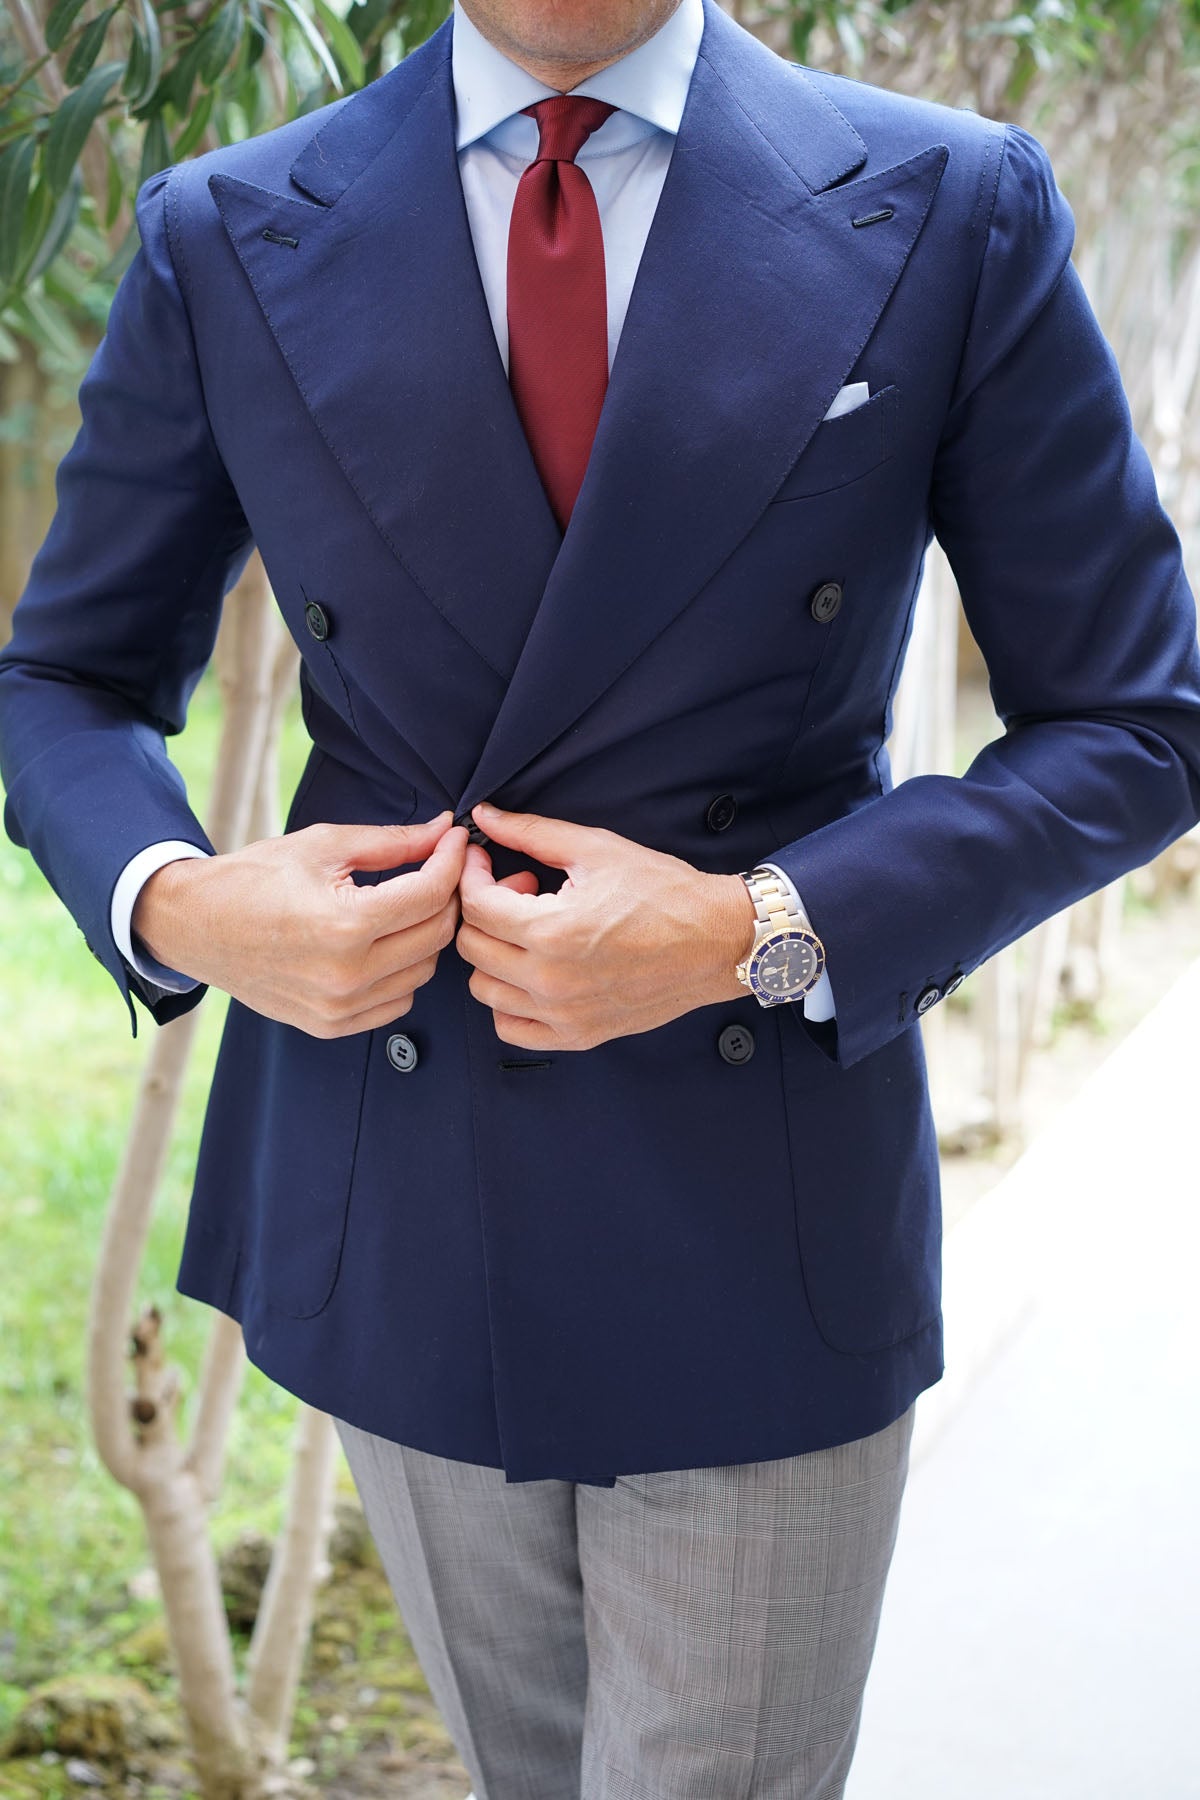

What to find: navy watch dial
left=748, top=930, right=825, bottom=1004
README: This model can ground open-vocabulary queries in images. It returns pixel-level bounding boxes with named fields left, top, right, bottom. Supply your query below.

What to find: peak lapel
left=208, top=22, right=560, bottom=687
left=461, top=4, right=947, bottom=809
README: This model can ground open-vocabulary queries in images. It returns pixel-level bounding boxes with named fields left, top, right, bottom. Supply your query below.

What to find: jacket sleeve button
left=943, top=971, right=965, bottom=997
left=705, top=793, right=738, bottom=832
left=386, top=1033, right=419, bottom=1072
left=810, top=581, right=843, bottom=623
left=717, top=1023, right=756, bottom=1065
left=304, top=600, right=331, bottom=641
left=915, top=985, right=941, bottom=1015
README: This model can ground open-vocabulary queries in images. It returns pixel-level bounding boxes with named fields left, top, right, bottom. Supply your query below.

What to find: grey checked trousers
left=334, top=1405, right=914, bottom=1800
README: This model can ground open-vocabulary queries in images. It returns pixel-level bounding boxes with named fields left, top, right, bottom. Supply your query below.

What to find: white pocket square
left=822, top=382, right=870, bottom=422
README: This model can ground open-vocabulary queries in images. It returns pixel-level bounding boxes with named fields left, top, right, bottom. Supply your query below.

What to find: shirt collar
left=452, top=0, right=703, bottom=151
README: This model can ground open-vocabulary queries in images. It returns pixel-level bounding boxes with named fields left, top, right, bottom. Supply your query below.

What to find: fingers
left=458, top=841, right=542, bottom=942
left=363, top=895, right=460, bottom=985
left=471, top=801, right=601, bottom=872
left=466, top=967, right=537, bottom=1018
left=358, top=952, right=441, bottom=1012
left=312, top=992, right=421, bottom=1039
left=455, top=918, right=528, bottom=984
left=278, top=807, right=606, bottom=1040
left=356, top=822, right=468, bottom=935
left=315, top=811, right=456, bottom=874
left=288, top=945, right=446, bottom=1038
left=497, top=869, right=540, bottom=896
left=491, top=1013, right=559, bottom=1051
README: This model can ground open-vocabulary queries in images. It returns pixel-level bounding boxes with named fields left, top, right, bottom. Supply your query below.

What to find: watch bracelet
left=742, top=865, right=798, bottom=933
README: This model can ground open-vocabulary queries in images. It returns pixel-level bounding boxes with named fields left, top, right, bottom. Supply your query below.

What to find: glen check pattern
left=334, top=1407, right=915, bottom=1799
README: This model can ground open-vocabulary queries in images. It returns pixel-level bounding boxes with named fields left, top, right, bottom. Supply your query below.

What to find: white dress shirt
left=114, top=0, right=834, bottom=1022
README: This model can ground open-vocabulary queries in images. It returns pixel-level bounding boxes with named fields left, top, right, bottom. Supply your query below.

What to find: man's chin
left=457, top=0, right=684, bottom=82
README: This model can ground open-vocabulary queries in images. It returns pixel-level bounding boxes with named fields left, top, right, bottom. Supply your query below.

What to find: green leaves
left=313, top=0, right=366, bottom=87
left=0, top=140, right=37, bottom=284
left=154, top=26, right=215, bottom=116
left=42, top=60, right=124, bottom=197
left=137, top=111, right=171, bottom=187
left=0, top=149, right=83, bottom=309
left=392, top=0, right=452, bottom=53
left=171, top=87, right=216, bottom=158
left=43, top=0, right=92, bottom=55
left=199, top=3, right=246, bottom=86
left=63, top=6, right=120, bottom=87
left=24, top=171, right=83, bottom=285
left=267, top=0, right=345, bottom=93
left=122, top=0, right=165, bottom=110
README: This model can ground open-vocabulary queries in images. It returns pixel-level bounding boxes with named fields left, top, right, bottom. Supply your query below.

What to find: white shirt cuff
left=757, top=861, right=836, bottom=1022
left=111, top=841, right=210, bottom=993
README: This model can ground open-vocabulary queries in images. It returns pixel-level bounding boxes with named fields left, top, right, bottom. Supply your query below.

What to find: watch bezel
left=745, top=927, right=826, bottom=1006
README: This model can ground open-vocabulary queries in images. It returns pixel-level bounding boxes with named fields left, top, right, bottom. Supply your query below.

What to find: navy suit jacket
left=3, top=2, right=1200, bottom=1483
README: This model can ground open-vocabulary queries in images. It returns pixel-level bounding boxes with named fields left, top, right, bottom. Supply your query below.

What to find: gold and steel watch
left=735, top=865, right=826, bottom=1008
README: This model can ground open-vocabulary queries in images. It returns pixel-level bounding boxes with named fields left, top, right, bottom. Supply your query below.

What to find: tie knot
left=523, top=95, right=616, bottom=164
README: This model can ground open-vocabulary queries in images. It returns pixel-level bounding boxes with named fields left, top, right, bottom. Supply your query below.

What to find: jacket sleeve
left=768, top=122, right=1200, bottom=1069
left=0, top=164, right=255, bottom=1030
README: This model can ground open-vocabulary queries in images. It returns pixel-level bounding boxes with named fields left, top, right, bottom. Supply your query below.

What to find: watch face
left=750, top=931, right=824, bottom=1003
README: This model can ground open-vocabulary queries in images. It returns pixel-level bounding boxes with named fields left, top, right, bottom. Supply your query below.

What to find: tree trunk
left=245, top=1407, right=339, bottom=1759
left=130, top=1308, right=257, bottom=1800
left=85, top=553, right=305, bottom=1800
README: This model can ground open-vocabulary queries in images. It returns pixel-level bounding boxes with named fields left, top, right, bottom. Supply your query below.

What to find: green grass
left=0, top=673, right=319, bottom=1718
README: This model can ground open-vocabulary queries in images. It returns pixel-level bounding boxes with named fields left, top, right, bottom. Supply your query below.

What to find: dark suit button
left=915, top=985, right=941, bottom=1016
left=385, top=1033, right=419, bottom=1072
left=705, top=793, right=738, bottom=833
left=454, top=810, right=491, bottom=847
left=304, top=600, right=330, bottom=641
left=944, top=971, right=965, bottom=997
left=718, top=1023, right=755, bottom=1065
left=810, top=581, right=843, bottom=624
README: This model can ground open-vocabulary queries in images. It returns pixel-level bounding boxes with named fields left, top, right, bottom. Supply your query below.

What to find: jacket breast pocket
left=771, top=385, right=899, bottom=504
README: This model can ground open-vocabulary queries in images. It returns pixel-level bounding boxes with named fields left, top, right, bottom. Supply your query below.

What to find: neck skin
left=456, top=1, right=682, bottom=90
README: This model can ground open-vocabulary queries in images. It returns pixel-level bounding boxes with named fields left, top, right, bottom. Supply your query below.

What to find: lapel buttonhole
left=851, top=207, right=895, bottom=229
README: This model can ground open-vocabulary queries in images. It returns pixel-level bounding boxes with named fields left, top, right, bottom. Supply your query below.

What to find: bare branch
left=245, top=1407, right=339, bottom=1755
left=186, top=1314, right=248, bottom=1507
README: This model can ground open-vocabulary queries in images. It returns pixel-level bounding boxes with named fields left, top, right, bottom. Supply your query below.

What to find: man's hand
left=132, top=813, right=467, bottom=1038
left=456, top=801, right=756, bottom=1050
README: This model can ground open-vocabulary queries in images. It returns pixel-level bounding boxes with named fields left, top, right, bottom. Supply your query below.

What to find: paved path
left=847, top=958, right=1200, bottom=1800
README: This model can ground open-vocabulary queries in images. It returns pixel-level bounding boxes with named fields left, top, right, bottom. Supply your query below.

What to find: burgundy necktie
left=507, top=95, right=617, bottom=531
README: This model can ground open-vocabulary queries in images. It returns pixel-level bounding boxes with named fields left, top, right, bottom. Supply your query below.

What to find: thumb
left=325, top=811, right=456, bottom=874
left=457, top=840, right=496, bottom=905
left=358, top=820, right=467, bottom=929
left=471, top=801, right=595, bottom=872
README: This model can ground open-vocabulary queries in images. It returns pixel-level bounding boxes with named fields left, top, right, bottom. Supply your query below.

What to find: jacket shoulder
left=802, top=66, right=1008, bottom=168
left=807, top=70, right=1073, bottom=268
left=187, top=91, right=353, bottom=189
